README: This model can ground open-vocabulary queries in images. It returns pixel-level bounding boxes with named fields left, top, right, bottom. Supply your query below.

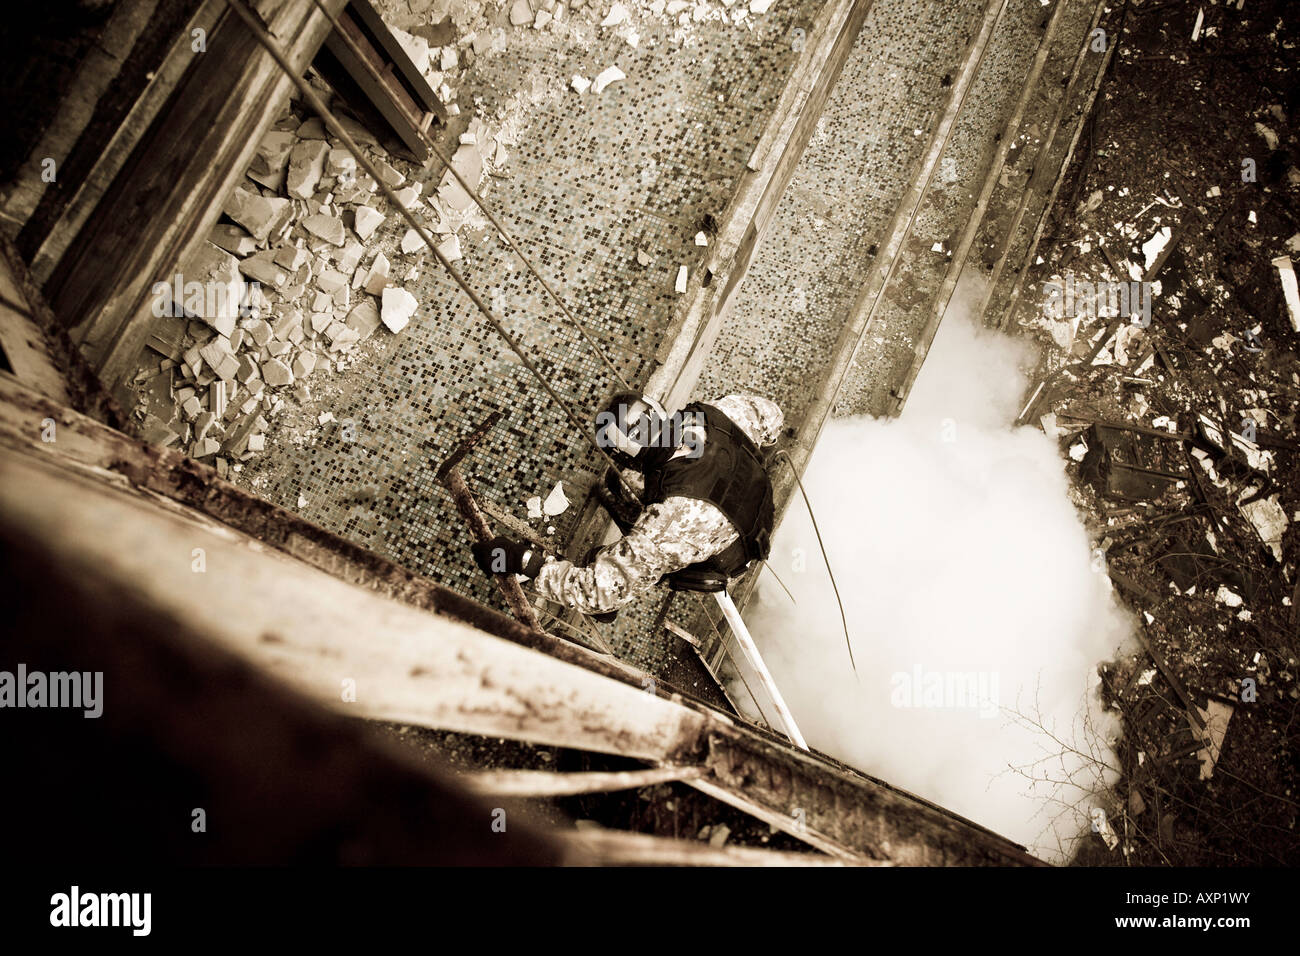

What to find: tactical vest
left=643, top=402, right=774, bottom=578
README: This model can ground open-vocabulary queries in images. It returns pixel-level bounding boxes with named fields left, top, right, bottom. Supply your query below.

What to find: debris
left=354, top=205, right=385, bottom=241
left=286, top=139, right=329, bottom=199
left=509, top=0, right=532, bottom=26
left=401, top=228, right=424, bottom=254
left=542, top=481, right=569, bottom=516
left=1141, top=226, right=1171, bottom=271
left=601, top=3, right=630, bottom=26
left=526, top=496, right=543, bottom=519
left=381, top=287, right=419, bottom=333
left=592, top=65, right=626, bottom=94
left=223, top=188, right=291, bottom=243
left=675, top=265, right=688, bottom=293
left=363, top=253, right=391, bottom=296
left=302, top=213, right=346, bottom=246
left=694, top=231, right=708, bottom=247
left=1273, top=256, right=1300, bottom=332
left=571, top=74, right=592, bottom=94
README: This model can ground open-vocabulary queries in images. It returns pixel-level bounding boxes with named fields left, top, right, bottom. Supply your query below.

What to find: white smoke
left=745, top=301, right=1134, bottom=863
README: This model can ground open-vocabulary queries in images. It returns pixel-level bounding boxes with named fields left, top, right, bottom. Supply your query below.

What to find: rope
left=775, top=450, right=856, bottom=677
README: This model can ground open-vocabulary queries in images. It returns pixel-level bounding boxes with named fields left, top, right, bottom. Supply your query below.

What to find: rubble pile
left=131, top=83, right=507, bottom=475
left=1013, top=1, right=1299, bottom=865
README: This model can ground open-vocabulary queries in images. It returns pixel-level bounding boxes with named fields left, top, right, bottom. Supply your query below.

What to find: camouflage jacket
left=534, top=393, right=784, bottom=615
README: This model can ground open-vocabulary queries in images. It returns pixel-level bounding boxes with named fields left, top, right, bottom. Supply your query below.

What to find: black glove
left=471, top=536, right=544, bottom=578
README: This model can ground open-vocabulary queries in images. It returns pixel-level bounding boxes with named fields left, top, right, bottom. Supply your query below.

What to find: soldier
left=471, top=392, right=784, bottom=618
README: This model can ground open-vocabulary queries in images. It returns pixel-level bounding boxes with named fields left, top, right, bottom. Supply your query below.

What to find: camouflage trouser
left=532, top=497, right=738, bottom=616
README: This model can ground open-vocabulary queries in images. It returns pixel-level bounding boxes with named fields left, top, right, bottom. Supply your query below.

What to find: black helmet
left=594, top=392, right=673, bottom=470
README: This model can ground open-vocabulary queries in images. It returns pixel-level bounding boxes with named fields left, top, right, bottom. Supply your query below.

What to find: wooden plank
left=345, top=0, right=440, bottom=114
left=461, top=765, right=705, bottom=797
left=560, top=828, right=862, bottom=866
left=321, top=22, right=430, bottom=161
left=0, top=254, right=70, bottom=404
left=0, top=444, right=713, bottom=763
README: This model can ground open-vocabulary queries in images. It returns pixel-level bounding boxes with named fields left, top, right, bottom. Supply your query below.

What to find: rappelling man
left=471, top=392, right=785, bottom=618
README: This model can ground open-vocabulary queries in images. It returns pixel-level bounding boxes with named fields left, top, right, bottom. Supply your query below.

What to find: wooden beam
left=560, top=828, right=864, bottom=866
left=0, top=250, right=70, bottom=404
left=461, top=765, right=705, bottom=797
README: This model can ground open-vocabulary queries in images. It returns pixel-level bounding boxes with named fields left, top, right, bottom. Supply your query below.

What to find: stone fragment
left=381, top=287, right=418, bottom=333
left=236, top=354, right=260, bottom=384
left=209, top=224, right=258, bottom=257
left=510, top=0, right=532, bottom=25
left=271, top=310, right=302, bottom=339
left=311, top=311, right=334, bottom=334
left=436, top=234, right=462, bottom=261
left=247, top=433, right=266, bottom=452
left=345, top=300, right=382, bottom=339
left=223, top=187, right=292, bottom=242
left=286, top=140, right=329, bottom=199
left=317, top=268, right=347, bottom=294
left=601, top=3, right=629, bottom=26
left=296, top=117, right=326, bottom=139
left=394, top=185, right=421, bottom=209
left=267, top=340, right=291, bottom=357
left=363, top=253, right=391, bottom=296
left=571, top=74, right=591, bottom=94
left=273, top=244, right=309, bottom=271
left=592, top=65, right=626, bottom=94
left=325, top=148, right=355, bottom=179
left=238, top=250, right=288, bottom=287
left=209, top=380, right=227, bottom=417
left=354, top=205, right=385, bottom=241
left=338, top=240, right=364, bottom=274
left=376, top=161, right=405, bottom=188
left=401, top=229, right=424, bottom=254
left=246, top=130, right=296, bottom=190
left=675, top=265, right=688, bottom=293
left=193, top=437, right=221, bottom=458
left=302, top=213, right=346, bottom=246
left=292, top=351, right=317, bottom=378
left=262, top=358, right=294, bottom=387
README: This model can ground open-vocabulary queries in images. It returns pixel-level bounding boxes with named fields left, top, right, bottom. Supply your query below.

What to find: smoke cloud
left=745, top=299, right=1134, bottom=863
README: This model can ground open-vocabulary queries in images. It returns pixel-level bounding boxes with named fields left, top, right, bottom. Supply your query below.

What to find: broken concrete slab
left=287, top=139, right=330, bottom=199
left=592, top=65, right=626, bottom=94
left=262, top=358, right=294, bottom=387
left=381, top=287, right=418, bottom=333
left=246, top=129, right=296, bottom=191
left=354, top=205, right=385, bottom=242
left=346, top=299, right=382, bottom=339
left=209, top=224, right=259, bottom=257
left=223, top=187, right=293, bottom=243
left=364, top=253, right=391, bottom=296
left=302, top=213, right=346, bottom=246
left=292, top=351, right=318, bottom=379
